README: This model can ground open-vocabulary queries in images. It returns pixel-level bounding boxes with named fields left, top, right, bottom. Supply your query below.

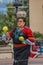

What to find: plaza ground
left=0, top=57, right=43, bottom=65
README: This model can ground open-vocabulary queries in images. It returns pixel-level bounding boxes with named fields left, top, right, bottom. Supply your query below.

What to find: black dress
left=13, top=45, right=30, bottom=65
left=12, top=28, right=30, bottom=65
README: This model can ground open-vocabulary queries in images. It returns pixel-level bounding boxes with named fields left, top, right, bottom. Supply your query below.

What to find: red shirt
left=9, top=26, right=34, bottom=47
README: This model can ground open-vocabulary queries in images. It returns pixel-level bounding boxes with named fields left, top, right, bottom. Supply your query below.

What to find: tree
left=0, top=3, right=16, bottom=35
left=6, top=3, right=16, bottom=31
left=0, top=14, right=6, bottom=35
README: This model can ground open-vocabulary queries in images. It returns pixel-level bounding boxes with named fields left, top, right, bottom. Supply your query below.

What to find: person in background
left=2, top=26, right=10, bottom=43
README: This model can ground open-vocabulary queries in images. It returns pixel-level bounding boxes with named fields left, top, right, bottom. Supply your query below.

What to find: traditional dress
left=9, top=26, right=34, bottom=65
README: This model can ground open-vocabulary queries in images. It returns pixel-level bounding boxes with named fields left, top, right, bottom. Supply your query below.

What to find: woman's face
left=17, top=19, right=25, bottom=28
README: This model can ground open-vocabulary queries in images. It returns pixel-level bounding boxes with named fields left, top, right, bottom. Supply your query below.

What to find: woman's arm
left=22, top=27, right=35, bottom=45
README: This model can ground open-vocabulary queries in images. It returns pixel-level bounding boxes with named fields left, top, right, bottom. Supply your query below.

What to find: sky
left=0, top=0, right=13, bottom=14
left=0, top=0, right=13, bottom=3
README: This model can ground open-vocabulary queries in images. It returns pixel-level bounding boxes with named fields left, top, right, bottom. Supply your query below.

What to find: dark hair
left=17, top=17, right=26, bottom=23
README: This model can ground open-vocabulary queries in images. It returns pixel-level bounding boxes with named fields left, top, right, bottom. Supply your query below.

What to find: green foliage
left=0, top=3, right=16, bottom=35
left=6, top=3, right=16, bottom=22
left=0, top=14, right=6, bottom=35
left=33, top=32, right=43, bottom=39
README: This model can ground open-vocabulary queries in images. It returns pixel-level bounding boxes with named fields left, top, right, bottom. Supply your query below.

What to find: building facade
left=29, top=0, right=43, bottom=33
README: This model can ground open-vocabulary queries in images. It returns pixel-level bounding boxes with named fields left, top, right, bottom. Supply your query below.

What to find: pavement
left=29, top=58, right=43, bottom=65
left=0, top=59, right=13, bottom=65
left=0, top=58, right=43, bottom=65
left=0, top=44, right=43, bottom=65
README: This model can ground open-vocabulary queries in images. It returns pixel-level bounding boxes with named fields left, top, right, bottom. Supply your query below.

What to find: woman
left=8, top=17, right=34, bottom=65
